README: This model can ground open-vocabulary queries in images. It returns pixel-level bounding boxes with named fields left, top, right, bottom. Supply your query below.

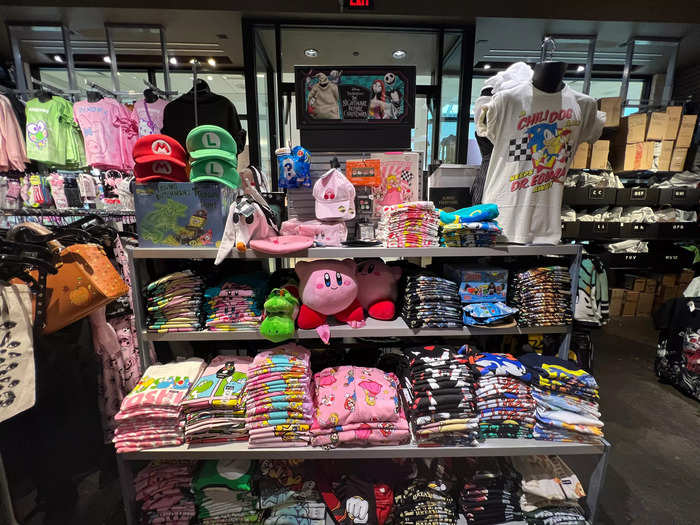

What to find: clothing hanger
left=143, top=88, right=159, bottom=104
left=142, top=80, right=177, bottom=101
left=87, top=90, right=104, bottom=102
left=532, top=37, right=566, bottom=93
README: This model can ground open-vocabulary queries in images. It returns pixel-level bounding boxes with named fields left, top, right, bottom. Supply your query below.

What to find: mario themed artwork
left=507, top=108, right=579, bottom=195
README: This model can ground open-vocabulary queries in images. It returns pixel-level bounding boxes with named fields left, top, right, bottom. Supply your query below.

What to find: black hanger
left=190, top=79, right=211, bottom=95
left=87, top=90, right=104, bottom=102
left=143, top=87, right=159, bottom=103
left=37, top=89, right=52, bottom=103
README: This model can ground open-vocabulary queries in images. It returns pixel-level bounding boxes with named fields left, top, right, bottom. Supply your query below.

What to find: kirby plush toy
left=356, top=259, right=402, bottom=320
left=295, top=259, right=365, bottom=343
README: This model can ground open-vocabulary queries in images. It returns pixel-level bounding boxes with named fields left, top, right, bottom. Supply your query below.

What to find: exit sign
left=345, top=0, right=374, bottom=9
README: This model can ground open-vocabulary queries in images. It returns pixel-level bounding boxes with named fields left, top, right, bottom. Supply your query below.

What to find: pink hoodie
left=0, top=95, right=28, bottom=171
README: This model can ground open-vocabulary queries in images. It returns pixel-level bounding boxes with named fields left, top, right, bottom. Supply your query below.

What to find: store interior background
left=1, top=2, right=700, bottom=524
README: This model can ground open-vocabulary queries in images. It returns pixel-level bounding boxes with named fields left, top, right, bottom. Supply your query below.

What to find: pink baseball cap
left=313, top=168, right=356, bottom=221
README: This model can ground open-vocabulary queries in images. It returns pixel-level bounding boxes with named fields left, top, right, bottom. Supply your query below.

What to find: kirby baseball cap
left=132, top=134, right=188, bottom=183
left=313, top=168, right=356, bottom=220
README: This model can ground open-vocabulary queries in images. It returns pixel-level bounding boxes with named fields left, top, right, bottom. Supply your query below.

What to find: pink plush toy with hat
left=356, top=259, right=402, bottom=320
left=296, top=259, right=365, bottom=342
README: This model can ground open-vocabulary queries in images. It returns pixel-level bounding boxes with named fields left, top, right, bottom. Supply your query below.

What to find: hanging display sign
left=295, top=65, right=416, bottom=151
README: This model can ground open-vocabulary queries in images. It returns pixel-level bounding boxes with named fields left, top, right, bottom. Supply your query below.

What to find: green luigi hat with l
left=186, top=125, right=241, bottom=189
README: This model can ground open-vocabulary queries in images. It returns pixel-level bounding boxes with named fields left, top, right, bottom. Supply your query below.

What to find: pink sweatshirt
left=0, top=95, right=28, bottom=171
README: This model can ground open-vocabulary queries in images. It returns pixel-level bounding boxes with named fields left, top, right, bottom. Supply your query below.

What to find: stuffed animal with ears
left=356, top=259, right=402, bottom=320
left=295, top=259, right=365, bottom=343
left=260, top=288, right=300, bottom=343
left=215, top=195, right=278, bottom=264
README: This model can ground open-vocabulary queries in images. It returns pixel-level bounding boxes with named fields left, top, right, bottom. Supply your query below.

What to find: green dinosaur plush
left=260, top=288, right=299, bottom=343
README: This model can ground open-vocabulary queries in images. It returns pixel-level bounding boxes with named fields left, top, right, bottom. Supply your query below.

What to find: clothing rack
left=540, top=37, right=556, bottom=62
left=142, top=80, right=177, bottom=100
left=0, top=208, right=134, bottom=217
left=29, top=77, right=80, bottom=97
left=191, top=58, right=200, bottom=126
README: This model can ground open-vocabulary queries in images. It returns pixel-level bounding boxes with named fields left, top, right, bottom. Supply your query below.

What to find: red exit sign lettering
left=345, top=0, right=374, bottom=9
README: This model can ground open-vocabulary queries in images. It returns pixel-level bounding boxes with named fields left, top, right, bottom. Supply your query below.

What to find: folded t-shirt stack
left=203, top=282, right=262, bottom=331
left=468, top=351, right=535, bottom=439
left=401, top=345, right=479, bottom=446
left=113, top=358, right=204, bottom=453
left=520, top=353, right=603, bottom=444
left=376, top=201, right=440, bottom=248
left=460, top=457, right=524, bottom=525
left=192, top=459, right=260, bottom=524
left=394, top=476, right=459, bottom=525
left=245, top=343, right=313, bottom=448
left=311, top=365, right=409, bottom=448
left=258, top=460, right=326, bottom=524
left=511, top=455, right=590, bottom=525
left=402, top=273, right=462, bottom=328
left=510, top=266, right=572, bottom=327
left=181, top=355, right=251, bottom=444
left=133, top=462, right=195, bottom=524
left=143, top=270, right=204, bottom=332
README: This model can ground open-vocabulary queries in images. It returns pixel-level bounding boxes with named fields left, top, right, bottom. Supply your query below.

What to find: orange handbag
left=9, top=223, right=129, bottom=334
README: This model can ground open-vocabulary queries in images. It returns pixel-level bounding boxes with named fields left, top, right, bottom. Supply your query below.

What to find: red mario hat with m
left=133, top=134, right=188, bottom=183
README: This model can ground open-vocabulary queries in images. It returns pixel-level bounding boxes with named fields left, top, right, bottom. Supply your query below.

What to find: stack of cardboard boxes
left=611, top=105, right=697, bottom=172
left=570, top=97, right=620, bottom=170
left=609, top=269, right=695, bottom=317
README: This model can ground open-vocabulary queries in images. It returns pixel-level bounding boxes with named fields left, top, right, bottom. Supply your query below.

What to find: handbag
left=8, top=222, right=129, bottom=334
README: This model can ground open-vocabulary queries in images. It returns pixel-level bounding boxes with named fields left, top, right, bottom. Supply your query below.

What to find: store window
left=154, top=71, right=247, bottom=115
left=39, top=67, right=150, bottom=96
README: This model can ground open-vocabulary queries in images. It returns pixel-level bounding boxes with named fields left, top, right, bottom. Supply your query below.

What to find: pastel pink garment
left=73, top=98, right=135, bottom=169
left=0, top=94, right=28, bottom=171
left=313, top=366, right=401, bottom=428
left=310, top=406, right=411, bottom=447
left=131, top=98, right=167, bottom=137
left=180, top=354, right=251, bottom=409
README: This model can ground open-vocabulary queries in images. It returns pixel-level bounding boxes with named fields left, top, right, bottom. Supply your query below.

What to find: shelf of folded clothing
left=130, top=244, right=581, bottom=260
left=142, top=318, right=570, bottom=341
left=120, top=438, right=607, bottom=460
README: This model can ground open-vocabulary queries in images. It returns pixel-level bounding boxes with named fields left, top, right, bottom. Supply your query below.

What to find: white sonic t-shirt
left=478, top=83, right=604, bottom=244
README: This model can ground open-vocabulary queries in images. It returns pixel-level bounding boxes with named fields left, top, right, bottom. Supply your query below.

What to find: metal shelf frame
left=119, top=243, right=605, bottom=525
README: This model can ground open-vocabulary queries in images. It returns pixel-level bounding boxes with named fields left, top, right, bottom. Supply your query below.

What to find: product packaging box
left=664, top=106, right=683, bottom=140
left=614, top=142, right=655, bottom=171
left=610, top=288, right=625, bottom=317
left=589, top=140, right=610, bottom=170
left=637, top=292, right=655, bottom=316
left=676, top=114, right=698, bottom=149
left=633, top=278, right=646, bottom=292
left=617, top=114, right=649, bottom=144
left=646, top=112, right=668, bottom=141
left=670, top=147, right=689, bottom=171
left=661, top=273, right=677, bottom=287
left=679, top=268, right=695, bottom=285
left=657, top=140, right=675, bottom=171
left=598, top=97, right=622, bottom=128
left=644, top=278, right=657, bottom=295
left=622, top=290, right=640, bottom=316
left=134, top=182, right=235, bottom=248
left=571, top=143, right=590, bottom=169
left=445, top=265, right=508, bottom=303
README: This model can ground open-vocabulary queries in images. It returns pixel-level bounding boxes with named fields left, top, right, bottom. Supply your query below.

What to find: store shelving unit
left=119, top=243, right=611, bottom=525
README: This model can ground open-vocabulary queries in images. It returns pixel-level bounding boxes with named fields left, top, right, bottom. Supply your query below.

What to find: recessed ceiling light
left=53, top=55, right=63, bottom=63
left=103, top=56, right=111, bottom=63
left=207, top=58, right=216, bottom=67
left=577, top=65, right=585, bottom=72
left=483, top=64, right=491, bottom=70
left=392, top=49, right=407, bottom=59
left=169, top=57, right=178, bottom=65
left=352, top=51, right=360, bottom=57
left=304, top=49, right=319, bottom=58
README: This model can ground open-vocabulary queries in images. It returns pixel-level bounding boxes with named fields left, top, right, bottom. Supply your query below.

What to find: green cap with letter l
left=186, top=124, right=238, bottom=164
left=189, top=156, right=241, bottom=190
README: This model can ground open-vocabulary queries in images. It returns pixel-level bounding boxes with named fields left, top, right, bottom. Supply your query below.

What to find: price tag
left=593, top=222, right=608, bottom=233
left=588, top=188, right=605, bottom=200
left=672, top=189, right=687, bottom=200
left=631, top=189, right=647, bottom=200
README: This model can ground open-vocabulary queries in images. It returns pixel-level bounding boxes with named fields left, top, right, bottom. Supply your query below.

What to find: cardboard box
left=134, top=182, right=235, bottom=248
left=444, top=265, right=508, bottom=303
left=676, top=114, right=698, bottom=149
left=637, top=292, right=655, bottom=316
left=617, top=114, right=649, bottom=144
left=662, top=274, right=677, bottom=287
left=657, top=140, right=675, bottom=171
left=645, top=278, right=657, bottom=294
left=610, top=288, right=625, bottom=317
left=664, top=106, right=683, bottom=140
left=679, top=269, right=694, bottom=285
left=598, top=97, right=622, bottom=128
left=589, top=140, right=610, bottom=170
left=633, top=278, right=646, bottom=292
left=661, top=285, right=678, bottom=303
left=614, top=141, right=655, bottom=171
left=622, top=290, right=639, bottom=316
left=571, top=142, right=590, bottom=169
left=646, top=112, right=668, bottom=141
left=670, top=147, right=688, bottom=172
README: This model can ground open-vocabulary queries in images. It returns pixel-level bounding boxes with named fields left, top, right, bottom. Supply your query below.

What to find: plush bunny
left=356, top=259, right=402, bottom=320
left=295, top=259, right=365, bottom=342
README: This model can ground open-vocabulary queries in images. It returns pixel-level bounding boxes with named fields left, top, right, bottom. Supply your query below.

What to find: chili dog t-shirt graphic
left=479, top=83, right=604, bottom=244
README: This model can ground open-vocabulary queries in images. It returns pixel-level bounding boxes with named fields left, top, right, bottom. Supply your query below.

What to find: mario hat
left=133, top=135, right=188, bottom=183
left=187, top=125, right=240, bottom=190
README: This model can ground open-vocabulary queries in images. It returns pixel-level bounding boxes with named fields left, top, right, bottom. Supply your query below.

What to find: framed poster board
left=295, top=66, right=416, bottom=151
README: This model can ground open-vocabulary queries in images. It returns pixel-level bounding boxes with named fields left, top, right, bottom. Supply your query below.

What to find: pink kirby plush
left=295, top=259, right=365, bottom=334
left=356, top=259, right=402, bottom=320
